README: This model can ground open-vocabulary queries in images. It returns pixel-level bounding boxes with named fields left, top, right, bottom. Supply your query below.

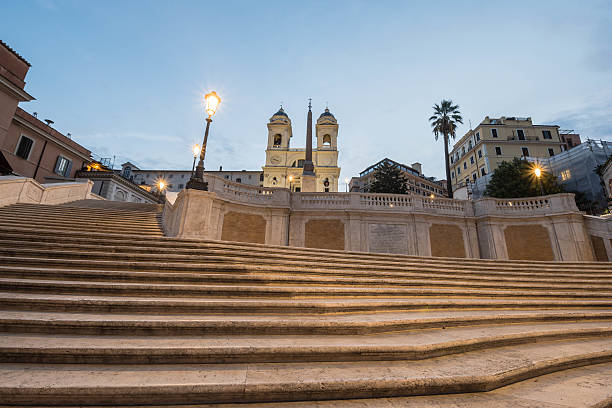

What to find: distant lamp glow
left=158, top=180, right=166, bottom=191
left=205, top=91, right=221, bottom=118
left=193, top=144, right=201, bottom=157
left=288, top=175, right=294, bottom=182
left=430, top=193, right=435, bottom=199
left=534, top=167, right=542, bottom=178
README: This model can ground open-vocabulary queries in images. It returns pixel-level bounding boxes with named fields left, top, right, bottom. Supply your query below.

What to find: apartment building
left=449, top=116, right=564, bottom=192
left=350, top=158, right=447, bottom=197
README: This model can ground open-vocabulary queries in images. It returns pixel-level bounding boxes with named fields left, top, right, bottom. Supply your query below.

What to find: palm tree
left=429, top=100, right=463, bottom=199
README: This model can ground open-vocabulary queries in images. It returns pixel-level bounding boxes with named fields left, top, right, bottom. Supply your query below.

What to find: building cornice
left=0, top=75, right=34, bottom=102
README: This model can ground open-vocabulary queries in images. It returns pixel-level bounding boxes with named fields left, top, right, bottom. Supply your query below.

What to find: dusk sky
left=3, top=0, right=612, bottom=186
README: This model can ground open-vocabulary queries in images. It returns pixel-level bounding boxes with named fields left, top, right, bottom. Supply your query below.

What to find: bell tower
left=316, top=107, right=338, bottom=150
left=266, top=107, right=292, bottom=150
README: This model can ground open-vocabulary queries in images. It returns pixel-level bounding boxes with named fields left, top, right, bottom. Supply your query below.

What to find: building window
left=324, top=188, right=329, bottom=192
left=521, top=147, right=529, bottom=157
left=472, top=173, right=477, bottom=181
left=457, top=167, right=461, bottom=175
left=322, top=134, right=331, bottom=147
left=517, top=129, right=525, bottom=140
left=495, top=146, right=502, bottom=155
left=462, top=162, right=467, bottom=170
left=548, top=148, right=555, bottom=157
left=260, top=173, right=264, bottom=181
left=225, top=175, right=229, bottom=179
left=236, top=178, right=241, bottom=183
left=475, top=132, right=480, bottom=141
left=560, top=169, right=571, bottom=181
left=470, top=156, right=474, bottom=165
left=480, top=168, right=486, bottom=176
left=451, top=171, right=455, bottom=179
left=478, top=149, right=482, bottom=158
left=491, top=128, right=498, bottom=138
left=542, top=130, right=552, bottom=139
left=54, top=156, right=72, bottom=177
left=273, top=134, right=282, bottom=146
left=15, top=135, right=34, bottom=160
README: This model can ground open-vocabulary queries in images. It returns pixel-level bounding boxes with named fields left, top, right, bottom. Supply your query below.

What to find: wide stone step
left=0, top=217, right=162, bottom=230
left=60, top=199, right=162, bottom=212
left=0, top=205, right=162, bottom=218
left=3, top=292, right=611, bottom=314
left=1, top=224, right=611, bottom=271
left=2, top=309, right=611, bottom=335
left=4, top=238, right=612, bottom=277
left=0, top=337, right=610, bottom=405
left=2, top=321, right=611, bottom=365
left=135, top=362, right=612, bottom=407
left=1, top=265, right=608, bottom=291
left=2, top=256, right=610, bottom=287
left=7, top=202, right=162, bottom=216
left=0, top=223, right=163, bottom=236
left=3, top=247, right=611, bottom=280
left=1, top=278, right=609, bottom=299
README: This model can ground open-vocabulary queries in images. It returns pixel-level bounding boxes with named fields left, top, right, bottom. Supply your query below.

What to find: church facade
left=262, top=106, right=341, bottom=192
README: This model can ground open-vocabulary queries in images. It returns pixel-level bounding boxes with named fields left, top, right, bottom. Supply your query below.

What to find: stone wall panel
left=221, top=211, right=266, bottom=244
left=591, top=235, right=609, bottom=261
left=305, top=219, right=345, bottom=250
left=429, top=224, right=465, bottom=258
left=504, top=225, right=555, bottom=261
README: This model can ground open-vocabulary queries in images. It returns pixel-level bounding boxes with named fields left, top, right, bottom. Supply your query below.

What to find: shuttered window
left=15, top=136, right=34, bottom=160
left=54, top=156, right=73, bottom=177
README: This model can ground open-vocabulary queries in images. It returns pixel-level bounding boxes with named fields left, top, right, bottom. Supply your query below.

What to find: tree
left=368, top=161, right=408, bottom=194
left=484, top=158, right=564, bottom=198
left=429, top=100, right=463, bottom=199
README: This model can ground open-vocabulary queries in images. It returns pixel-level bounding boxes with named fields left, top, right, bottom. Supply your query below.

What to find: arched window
left=273, top=134, right=282, bottom=146
left=322, top=134, right=331, bottom=147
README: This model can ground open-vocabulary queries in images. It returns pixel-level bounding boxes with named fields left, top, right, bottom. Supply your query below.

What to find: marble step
left=4, top=237, right=612, bottom=276
left=2, top=247, right=611, bottom=280
left=2, top=292, right=611, bottom=314
left=60, top=199, right=162, bottom=212
left=0, top=223, right=164, bottom=236
left=1, top=222, right=610, bottom=271
left=1, top=321, right=612, bottom=364
left=0, top=265, right=608, bottom=291
left=2, top=309, right=611, bottom=335
left=1, top=278, right=609, bottom=299
left=0, top=217, right=163, bottom=230
left=0, top=337, right=610, bottom=405
left=122, top=362, right=612, bottom=407
left=0, top=205, right=162, bottom=218
left=2, top=256, right=609, bottom=286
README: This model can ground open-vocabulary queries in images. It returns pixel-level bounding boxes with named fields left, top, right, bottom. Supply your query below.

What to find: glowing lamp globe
left=205, top=91, right=221, bottom=118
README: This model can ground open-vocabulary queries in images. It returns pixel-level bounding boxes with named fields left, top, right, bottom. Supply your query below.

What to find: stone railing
left=0, top=176, right=96, bottom=207
left=197, top=174, right=578, bottom=218
left=205, top=175, right=290, bottom=207
left=474, top=193, right=578, bottom=217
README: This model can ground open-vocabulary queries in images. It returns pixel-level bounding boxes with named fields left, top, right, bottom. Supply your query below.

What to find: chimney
left=411, top=162, right=422, bottom=175
left=219, top=165, right=222, bottom=171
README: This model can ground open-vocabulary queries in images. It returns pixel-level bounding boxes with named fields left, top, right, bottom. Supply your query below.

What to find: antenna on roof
left=469, top=119, right=473, bottom=131
left=44, top=119, right=54, bottom=126
left=33, top=112, right=37, bottom=118
left=66, top=133, right=72, bottom=139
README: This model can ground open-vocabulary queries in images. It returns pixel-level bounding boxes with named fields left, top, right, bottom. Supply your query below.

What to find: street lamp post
left=186, top=91, right=221, bottom=191
left=191, top=144, right=200, bottom=176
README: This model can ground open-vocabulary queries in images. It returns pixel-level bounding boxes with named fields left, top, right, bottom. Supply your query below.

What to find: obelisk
left=301, top=99, right=317, bottom=192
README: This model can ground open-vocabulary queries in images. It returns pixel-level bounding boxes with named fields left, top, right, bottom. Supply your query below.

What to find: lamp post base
left=186, top=178, right=208, bottom=191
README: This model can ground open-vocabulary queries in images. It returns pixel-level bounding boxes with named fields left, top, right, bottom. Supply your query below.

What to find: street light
left=344, top=177, right=350, bottom=193
left=191, top=144, right=200, bottom=176
left=186, top=91, right=221, bottom=190
left=533, top=165, right=544, bottom=196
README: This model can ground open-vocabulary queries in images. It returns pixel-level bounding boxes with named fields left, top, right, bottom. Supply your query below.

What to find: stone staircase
left=0, top=200, right=611, bottom=407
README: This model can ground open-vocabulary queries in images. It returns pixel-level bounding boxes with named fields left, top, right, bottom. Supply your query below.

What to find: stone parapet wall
left=0, top=176, right=96, bottom=207
left=584, top=215, right=612, bottom=261
left=162, top=175, right=598, bottom=261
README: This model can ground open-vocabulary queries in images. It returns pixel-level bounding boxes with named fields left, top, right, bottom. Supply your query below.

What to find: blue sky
left=3, top=0, right=612, bottom=185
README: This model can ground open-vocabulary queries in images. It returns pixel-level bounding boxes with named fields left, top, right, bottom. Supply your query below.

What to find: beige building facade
left=449, top=116, right=564, bottom=192
left=350, top=158, right=447, bottom=197
left=263, top=107, right=340, bottom=192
